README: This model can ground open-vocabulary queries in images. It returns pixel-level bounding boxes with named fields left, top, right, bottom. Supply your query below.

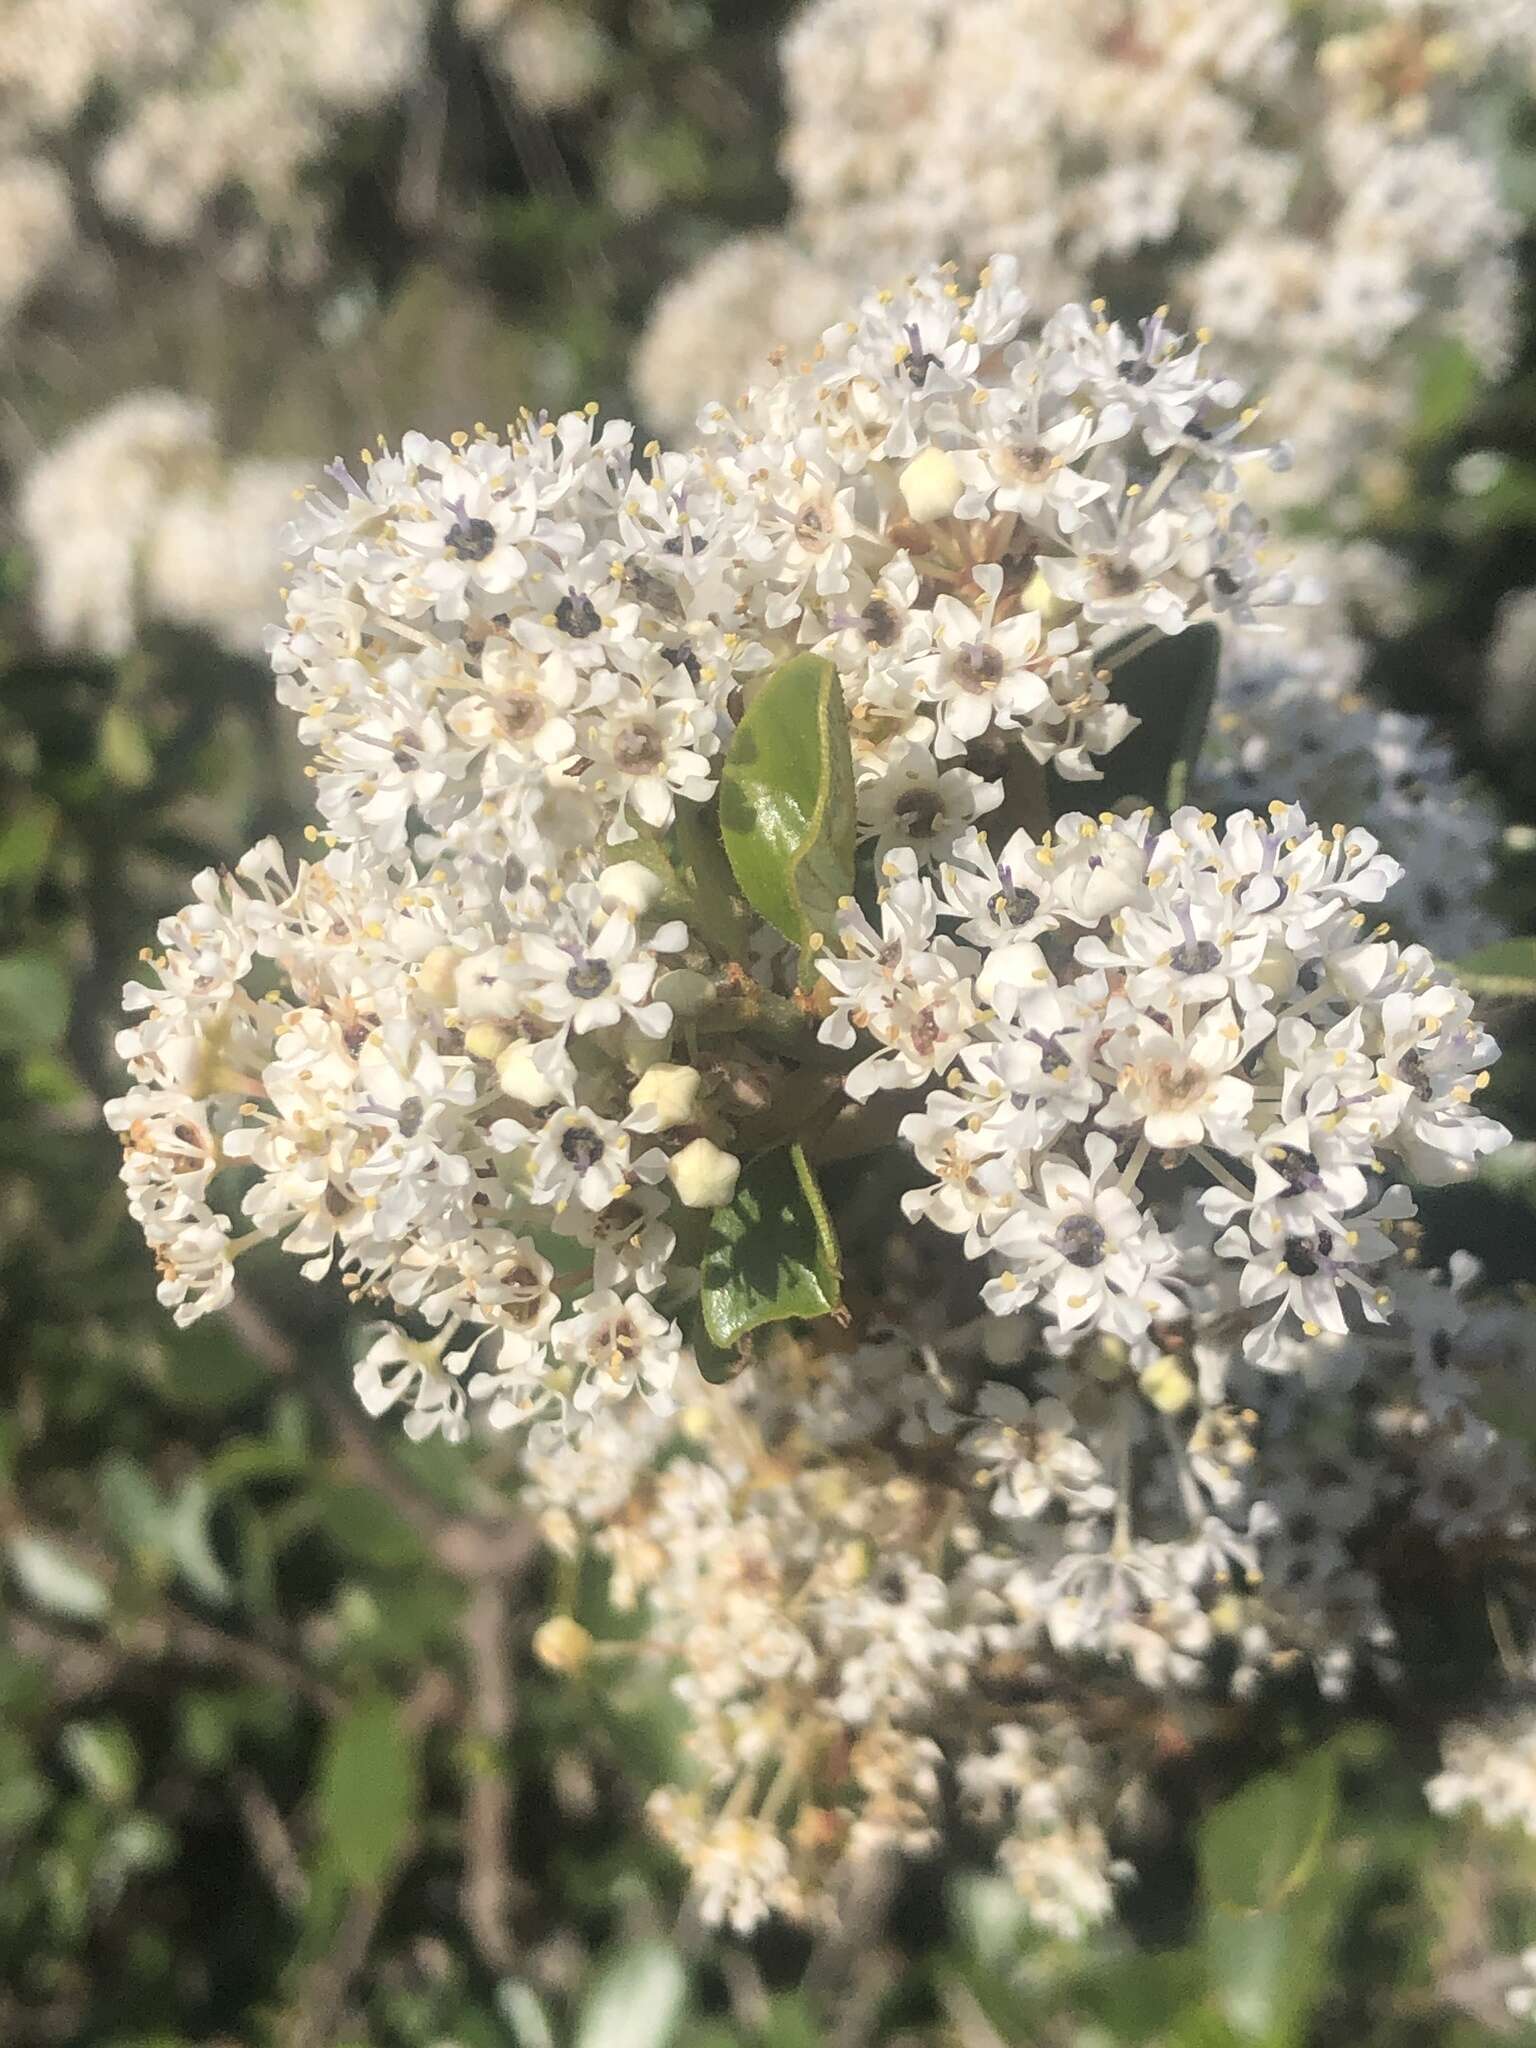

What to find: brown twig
left=459, top=1578, right=526, bottom=1973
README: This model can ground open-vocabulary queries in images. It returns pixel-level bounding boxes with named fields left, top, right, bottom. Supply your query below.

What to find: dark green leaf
left=1064, top=621, right=1222, bottom=814
left=672, top=798, right=752, bottom=958
left=719, top=655, right=855, bottom=976
left=1413, top=337, right=1480, bottom=445
left=699, top=1142, right=841, bottom=1350
left=314, top=1694, right=420, bottom=1889
left=1198, top=1747, right=1351, bottom=2046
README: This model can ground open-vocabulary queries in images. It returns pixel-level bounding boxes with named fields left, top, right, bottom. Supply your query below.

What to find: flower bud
left=598, top=859, right=666, bottom=916
left=629, top=1062, right=703, bottom=1131
left=533, top=1615, right=593, bottom=1674
left=668, top=1136, right=741, bottom=1208
left=655, top=967, right=716, bottom=1019
left=464, top=1020, right=511, bottom=1061
left=496, top=1041, right=564, bottom=1108
left=416, top=944, right=463, bottom=1002
left=899, top=446, right=964, bottom=524
left=1140, top=1354, right=1195, bottom=1415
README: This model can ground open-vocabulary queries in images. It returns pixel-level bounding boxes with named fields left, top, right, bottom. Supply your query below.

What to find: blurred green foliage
left=3, top=5, right=1536, bottom=2043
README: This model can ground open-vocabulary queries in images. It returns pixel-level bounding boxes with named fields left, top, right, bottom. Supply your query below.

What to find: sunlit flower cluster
left=110, top=268, right=1295, bottom=1445
left=107, top=257, right=1528, bottom=1946
left=823, top=804, right=1506, bottom=1362
left=636, top=0, right=1524, bottom=515
left=273, top=262, right=1285, bottom=880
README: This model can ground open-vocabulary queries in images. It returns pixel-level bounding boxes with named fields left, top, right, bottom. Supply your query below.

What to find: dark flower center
left=894, top=790, right=944, bottom=838
left=565, top=959, right=612, bottom=1000
left=990, top=877, right=1040, bottom=927
left=448, top=514, right=497, bottom=562
left=1282, top=1229, right=1334, bottom=1278
left=666, top=640, right=702, bottom=685
left=1397, top=1046, right=1437, bottom=1103
left=1169, top=938, right=1222, bottom=976
left=1054, top=1214, right=1106, bottom=1268
left=560, top=1125, right=606, bottom=1171
left=955, top=643, right=1006, bottom=690
left=555, top=591, right=602, bottom=638
left=1267, top=1143, right=1322, bottom=1195
left=614, top=724, right=665, bottom=772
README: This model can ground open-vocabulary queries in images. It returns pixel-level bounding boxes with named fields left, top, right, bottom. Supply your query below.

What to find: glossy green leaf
left=718, top=655, right=855, bottom=975
left=1454, top=936, right=1536, bottom=998
left=1064, top=621, right=1222, bottom=814
left=1198, top=1747, right=1350, bottom=2045
left=699, top=1142, right=841, bottom=1351
left=314, top=1694, right=420, bottom=1889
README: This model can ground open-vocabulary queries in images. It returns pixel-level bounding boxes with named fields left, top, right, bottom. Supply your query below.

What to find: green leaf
left=314, top=1694, right=420, bottom=1889
left=495, top=1981, right=558, bottom=2048
left=7, top=1534, right=111, bottom=1622
left=166, top=1478, right=232, bottom=1605
left=1453, top=936, right=1536, bottom=999
left=672, top=798, right=752, bottom=958
left=0, top=951, right=70, bottom=1055
left=1066, top=621, right=1223, bottom=814
left=699, top=1142, right=841, bottom=1351
left=61, top=1720, right=138, bottom=1805
left=719, top=655, right=855, bottom=977
left=1198, top=1747, right=1350, bottom=2046
left=573, top=1940, right=687, bottom=2048
left=1413, top=336, right=1480, bottom=445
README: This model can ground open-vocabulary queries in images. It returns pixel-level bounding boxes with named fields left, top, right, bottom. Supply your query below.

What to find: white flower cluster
left=274, top=263, right=1284, bottom=873
left=0, top=0, right=432, bottom=289
left=526, top=1255, right=1536, bottom=1937
left=823, top=804, right=1507, bottom=1363
left=0, top=152, right=74, bottom=329
left=19, top=392, right=304, bottom=659
left=636, top=0, right=1525, bottom=514
left=107, top=256, right=1531, bottom=1946
left=109, top=268, right=1286, bottom=1443
left=459, top=0, right=613, bottom=112
left=1203, top=541, right=1505, bottom=958
left=105, top=834, right=709, bottom=1438
left=1429, top=1713, right=1536, bottom=1840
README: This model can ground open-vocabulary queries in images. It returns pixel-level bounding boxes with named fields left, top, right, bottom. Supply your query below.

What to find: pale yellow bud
left=898, top=446, right=964, bottom=524
left=464, top=1020, right=511, bottom=1061
left=1141, top=1355, right=1195, bottom=1415
left=417, top=944, right=463, bottom=1002
left=629, top=1062, right=703, bottom=1131
left=597, top=859, right=665, bottom=915
left=668, top=1136, right=741, bottom=1208
left=533, top=1616, right=593, bottom=1674
left=495, top=1042, right=561, bottom=1108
